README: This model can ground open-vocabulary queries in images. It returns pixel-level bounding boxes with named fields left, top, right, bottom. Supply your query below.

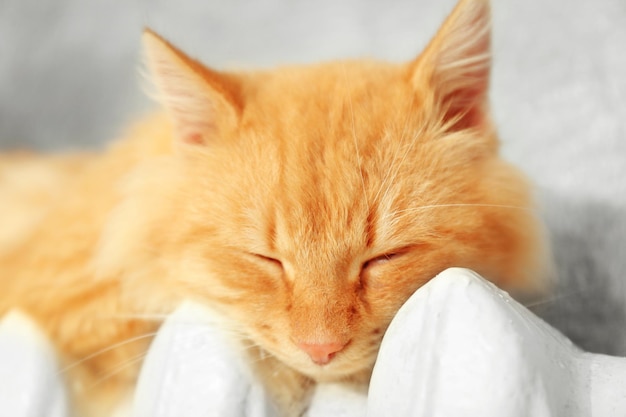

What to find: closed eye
left=250, top=253, right=284, bottom=270
left=359, top=251, right=405, bottom=284
left=362, top=252, right=400, bottom=271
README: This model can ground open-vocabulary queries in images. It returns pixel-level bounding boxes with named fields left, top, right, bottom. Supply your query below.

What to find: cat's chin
left=291, top=356, right=375, bottom=384
left=306, top=364, right=373, bottom=386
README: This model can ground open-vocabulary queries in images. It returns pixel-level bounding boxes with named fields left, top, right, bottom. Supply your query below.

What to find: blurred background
left=1, top=0, right=625, bottom=354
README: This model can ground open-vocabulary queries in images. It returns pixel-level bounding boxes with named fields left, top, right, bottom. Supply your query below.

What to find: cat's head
left=100, top=0, right=551, bottom=381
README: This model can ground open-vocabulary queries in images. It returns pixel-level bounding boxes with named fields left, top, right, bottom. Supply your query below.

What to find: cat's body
left=0, top=0, right=552, bottom=416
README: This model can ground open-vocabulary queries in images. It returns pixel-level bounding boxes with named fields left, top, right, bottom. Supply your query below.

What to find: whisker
left=394, top=203, right=534, bottom=215
left=95, top=313, right=169, bottom=322
left=244, top=351, right=276, bottom=367
left=374, top=93, right=419, bottom=205
left=386, top=203, right=535, bottom=227
left=524, top=289, right=585, bottom=309
left=86, top=352, right=147, bottom=390
left=58, top=331, right=158, bottom=374
left=340, top=63, right=368, bottom=208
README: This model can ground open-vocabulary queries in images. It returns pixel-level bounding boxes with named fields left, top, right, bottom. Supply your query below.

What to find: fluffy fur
left=0, top=0, right=552, bottom=415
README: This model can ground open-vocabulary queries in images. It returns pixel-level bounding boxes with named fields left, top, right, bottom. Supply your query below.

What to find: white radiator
left=2, top=268, right=624, bottom=417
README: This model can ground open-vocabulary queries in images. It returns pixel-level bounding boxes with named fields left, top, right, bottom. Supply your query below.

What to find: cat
left=0, top=0, right=553, bottom=415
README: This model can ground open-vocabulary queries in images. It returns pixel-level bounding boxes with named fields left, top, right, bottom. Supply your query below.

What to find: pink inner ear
left=438, top=39, right=490, bottom=131
left=182, top=132, right=205, bottom=146
left=416, top=0, right=491, bottom=132
left=444, top=85, right=488, bottom=131
left=145, top=34, right=239, bottom=148
left=174, top=108, right=217, bottom=146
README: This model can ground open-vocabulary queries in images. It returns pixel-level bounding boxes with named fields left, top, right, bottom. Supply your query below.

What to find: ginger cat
left=0, top=0, right=552, bottom=415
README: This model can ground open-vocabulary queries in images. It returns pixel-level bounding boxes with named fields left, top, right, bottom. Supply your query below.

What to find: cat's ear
left=143, top=29, right=241, bottom=146
left=410, top=0, right=491, bottom=131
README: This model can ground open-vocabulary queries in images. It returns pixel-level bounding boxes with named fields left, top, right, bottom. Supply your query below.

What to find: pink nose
left=298, top=342, right=347, bottom=365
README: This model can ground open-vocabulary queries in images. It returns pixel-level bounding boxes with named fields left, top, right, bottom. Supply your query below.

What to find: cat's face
left=174, top=63, right=486, bottom=380
left=165, top=65, right=543, bottom=381
left=102, top=0, right=549, bottom=382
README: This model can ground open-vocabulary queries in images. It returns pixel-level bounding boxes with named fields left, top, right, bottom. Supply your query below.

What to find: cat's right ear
left=409, top=0, right=491, bottom=132
left=143, top=29, right=241, bottom=146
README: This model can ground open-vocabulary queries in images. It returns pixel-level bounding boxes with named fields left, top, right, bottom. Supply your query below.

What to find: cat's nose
left=297, top=342, right=347, bottom=365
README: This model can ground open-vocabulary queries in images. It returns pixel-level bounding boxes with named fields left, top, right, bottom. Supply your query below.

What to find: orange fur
left=0, top=0, right=552, bottom=415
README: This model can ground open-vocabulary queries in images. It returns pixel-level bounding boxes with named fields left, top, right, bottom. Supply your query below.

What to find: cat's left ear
left=410, top=0, right=491, bottom=131
left=143, top=29, right=241, bottom=146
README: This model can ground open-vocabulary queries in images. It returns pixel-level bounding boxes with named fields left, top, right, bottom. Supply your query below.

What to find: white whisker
left=373, top=93, right=419, bottom=205
left=524, top=290, right=585, bottom=309
left=394, top=203, right=533, bottom=215
left=58, top=331, right=157, bottom=374
left=96, top=313, right=169, bottom=321
left=340, top=63, right=368, bottom=208
left=87, top=352, right=147, bottom=390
